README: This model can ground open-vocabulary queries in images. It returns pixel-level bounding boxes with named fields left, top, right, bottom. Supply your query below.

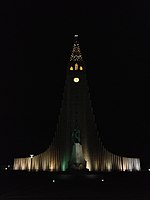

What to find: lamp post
left=30, top=154, right=34, bottom=171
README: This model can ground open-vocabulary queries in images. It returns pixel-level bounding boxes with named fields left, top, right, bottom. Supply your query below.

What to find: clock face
left=73, top=77, right=79, bottom=83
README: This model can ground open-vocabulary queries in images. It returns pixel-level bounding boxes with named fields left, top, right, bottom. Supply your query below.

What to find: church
left=13, top=35, right=141, bottom=172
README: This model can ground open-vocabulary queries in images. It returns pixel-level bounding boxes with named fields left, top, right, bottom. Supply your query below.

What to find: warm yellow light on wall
left=70, top=66, right=73, bottom=70
left=50, top=162, right=54, bottom=171
left=75, top=63, right=78, bottom=70
left=80, top=66, right=83, bottom=70
left=86, top=161, right=91, bottom=171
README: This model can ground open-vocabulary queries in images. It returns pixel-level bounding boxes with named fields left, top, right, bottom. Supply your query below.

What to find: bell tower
left=68, top=35, right=85, bottom=85
left=65, top=35, right=87, bottom=131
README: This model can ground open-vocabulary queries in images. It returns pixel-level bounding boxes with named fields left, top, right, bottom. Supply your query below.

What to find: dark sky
left=0, top=1, right=150, bottom=169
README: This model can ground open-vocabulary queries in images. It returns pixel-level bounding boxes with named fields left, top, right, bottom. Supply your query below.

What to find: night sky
left=0, top=1, right=150, bottom=169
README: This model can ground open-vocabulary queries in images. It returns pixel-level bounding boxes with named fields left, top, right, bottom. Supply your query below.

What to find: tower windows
left=70, top=66, right=73, bottom=70
left=80, top=66, right=83, bottom=70
left=70, top=64, right=83, bottom=71
left=75, top=63, right=78, bottom=70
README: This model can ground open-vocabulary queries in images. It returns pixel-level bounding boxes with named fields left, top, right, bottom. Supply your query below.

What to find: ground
left=0, top=171, right=150, bottom=199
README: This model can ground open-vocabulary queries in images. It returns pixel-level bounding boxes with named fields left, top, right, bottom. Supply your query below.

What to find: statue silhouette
left=72, top=129, right=81, bottom=144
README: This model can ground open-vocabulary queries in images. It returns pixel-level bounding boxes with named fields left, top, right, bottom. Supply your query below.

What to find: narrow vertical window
left=75, top=63, right=78, bottom=70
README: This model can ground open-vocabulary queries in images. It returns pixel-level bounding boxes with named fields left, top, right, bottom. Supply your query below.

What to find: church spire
left=70, top=35, right=83, bottom=62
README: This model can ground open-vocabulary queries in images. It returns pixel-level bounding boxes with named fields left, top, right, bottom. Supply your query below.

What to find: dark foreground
left=0, top=171, right=150, bottom=199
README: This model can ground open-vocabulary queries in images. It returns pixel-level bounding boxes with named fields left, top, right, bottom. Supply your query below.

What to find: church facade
left=13, top=35, right=141, bottom=172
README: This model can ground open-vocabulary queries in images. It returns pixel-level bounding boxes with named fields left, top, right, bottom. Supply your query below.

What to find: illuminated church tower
left=13, top=35, right=141, bottom=171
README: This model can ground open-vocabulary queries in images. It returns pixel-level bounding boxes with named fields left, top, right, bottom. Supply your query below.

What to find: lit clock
left=73, top=77, right=79, bottom=83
